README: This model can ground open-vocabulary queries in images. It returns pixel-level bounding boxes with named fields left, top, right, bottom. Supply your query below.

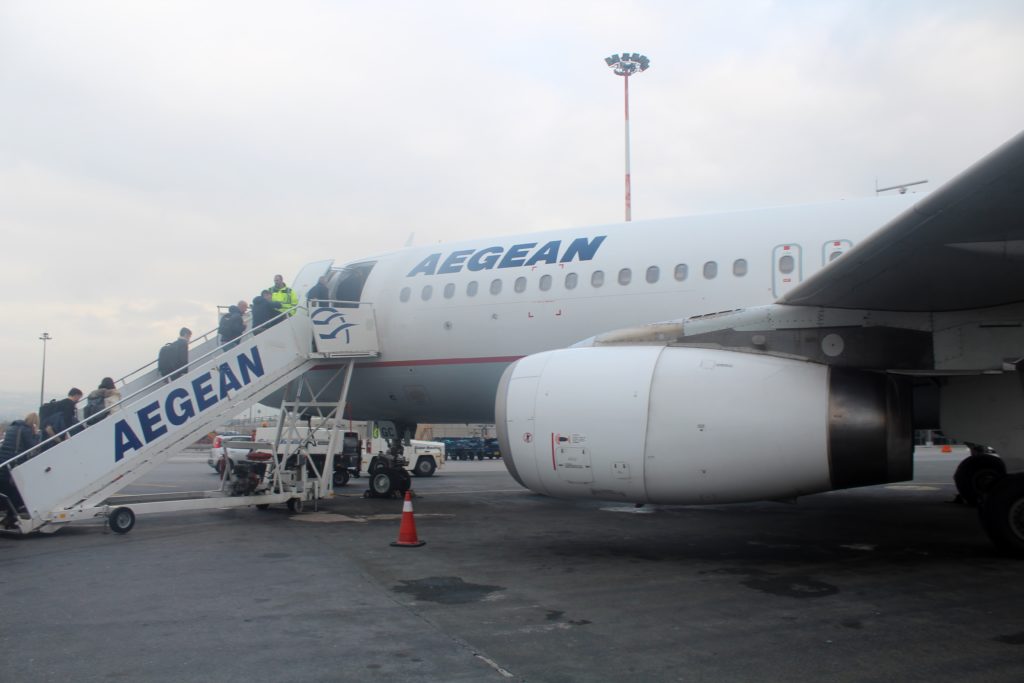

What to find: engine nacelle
left=496, top=346, right=912, bottom=504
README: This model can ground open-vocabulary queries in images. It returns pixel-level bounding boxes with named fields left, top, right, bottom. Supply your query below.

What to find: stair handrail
left=1, top=307, right=304, bottom=471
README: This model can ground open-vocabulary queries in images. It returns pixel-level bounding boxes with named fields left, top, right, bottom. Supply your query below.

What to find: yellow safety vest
left=271, top=285, right=298, bottom=315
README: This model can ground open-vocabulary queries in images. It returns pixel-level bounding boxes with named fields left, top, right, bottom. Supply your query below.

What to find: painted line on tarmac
left=289, top=512, right=454, bottom=523
left=332, top=488, right=525, bottom=498
left=118, top=482, right=179, bottom=489
left=474, top=654, right=514, bottom=679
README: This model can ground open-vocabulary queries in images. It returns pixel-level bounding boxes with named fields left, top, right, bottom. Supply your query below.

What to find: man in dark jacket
left=251, top=290, right=277, bottom=334
left=159, top=327, right=192, bottom=379
left=306, top=275, right=330, bottom=308
left=219, top=305, right=245, bottom=348
left=41, top=387, right=83, bottom=445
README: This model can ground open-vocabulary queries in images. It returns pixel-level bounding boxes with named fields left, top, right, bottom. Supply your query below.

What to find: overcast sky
left=1, top=0, right=1023, bottom=411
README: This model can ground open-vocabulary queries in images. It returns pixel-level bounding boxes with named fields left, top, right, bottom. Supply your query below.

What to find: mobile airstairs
left=0, top=302, right=380, bottom=535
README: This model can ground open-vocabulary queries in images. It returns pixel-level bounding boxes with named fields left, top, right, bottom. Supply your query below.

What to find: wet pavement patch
left=741, top=575, right=839, bottom=599
left=393, top=576, right=505, bottom=605
left=994, top=631, right=1024, bottom=645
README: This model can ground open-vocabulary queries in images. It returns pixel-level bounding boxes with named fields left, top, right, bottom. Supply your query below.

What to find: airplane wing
left=780, top=129, right=1024, bottom=312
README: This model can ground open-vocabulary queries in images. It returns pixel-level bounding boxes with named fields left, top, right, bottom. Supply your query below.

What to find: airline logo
left=311, top=307, right=357, bottom=343
left=407, top=235, right=607, bottom=277
left=113, top=347, right=266, bottom=462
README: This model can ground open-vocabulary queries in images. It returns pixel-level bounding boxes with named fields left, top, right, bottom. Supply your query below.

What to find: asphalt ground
left=2, top=447, right=1023, bottom=683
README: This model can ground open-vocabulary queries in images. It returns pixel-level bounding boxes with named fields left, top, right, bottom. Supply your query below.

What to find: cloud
left=0, top=0, right=1023, bottom=403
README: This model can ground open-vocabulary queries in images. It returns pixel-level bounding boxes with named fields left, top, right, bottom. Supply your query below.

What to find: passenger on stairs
left=218, top=305, right=245, bottom=349
left=40, top=387, right=83, bottom=447
left=83, top=377, right=122, bottom=425
left=271, top=274, right=299, bottom=316
left=251, top=289, right=277, bottom=333
left=158, top=327, right=192, bottom=380
left=1, top=412, right=39, bottom=460
left=0, top=412, right=37, bottom=519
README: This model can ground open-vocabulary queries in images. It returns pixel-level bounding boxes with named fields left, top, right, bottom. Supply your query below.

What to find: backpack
left=41, top=410, right=66, bottom=436
left=158, top=342, right=175, bottom=376
left=39, top=399, right=60, bottom=425
left=83, top=393, right=106, bottom=420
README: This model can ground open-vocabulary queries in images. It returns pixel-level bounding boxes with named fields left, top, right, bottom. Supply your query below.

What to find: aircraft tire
left=371, top=472, right=394, bottom=497
left=396, top=469, right=411, bottom=494
left=954, top=453, right=1005, bottom=506
left=978, top=473, right=1024, bottom=558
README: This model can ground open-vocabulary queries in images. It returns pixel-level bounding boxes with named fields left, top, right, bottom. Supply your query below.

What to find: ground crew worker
left=271, top=274, right=298, bottom=316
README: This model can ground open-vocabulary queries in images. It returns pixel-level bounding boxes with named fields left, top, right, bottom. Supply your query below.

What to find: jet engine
left=496, top=346, right=912, bottom=504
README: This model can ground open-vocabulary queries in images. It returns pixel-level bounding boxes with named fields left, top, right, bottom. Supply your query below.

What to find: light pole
left=39, top=332, right=52, bottom=408
left=605, top=52, right=650, bottom=222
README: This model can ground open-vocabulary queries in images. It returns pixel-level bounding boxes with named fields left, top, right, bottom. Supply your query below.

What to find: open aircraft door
left=292, top=259, right=334, bottom=301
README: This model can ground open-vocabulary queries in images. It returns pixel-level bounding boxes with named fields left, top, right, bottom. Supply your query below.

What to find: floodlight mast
left=605, top=53, right=650, bottom=221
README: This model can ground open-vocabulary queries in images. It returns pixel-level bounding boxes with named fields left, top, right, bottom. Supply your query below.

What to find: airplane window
left=674, top=264, right=688, bottom=281
left=646, top=266, right=659, bottom=283
left=565, top=272, right=578, bottom=290
left=399, top=287, right=411, bottom=302
left=421, top=285, right=433, bottom=301
left=539, top=274, right=552, bottom=291
left=443, top=283, right=455, bottom=299
left=490, top=278, right=502, bottom=295
left=591, top=270, right=604, bottom=288
left=829, top=251, right=843, bottom=262
left=514, top=276, right=527, bottom=293
left=733, top=259, right=748, bottom=277
left=618, top=268, right=631, bottom=286
left=467, top=281, right=478, bottom=297
left=703, top=261, right=718, bottom=279
left=779, top=254, right=795, bottom=274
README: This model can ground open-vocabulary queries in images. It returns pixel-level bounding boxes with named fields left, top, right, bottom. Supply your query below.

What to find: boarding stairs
left=0, top=302, right=379, bottom=535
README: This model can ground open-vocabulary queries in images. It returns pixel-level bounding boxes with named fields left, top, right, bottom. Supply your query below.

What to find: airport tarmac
left=2, top=447, right=1023, bottom=682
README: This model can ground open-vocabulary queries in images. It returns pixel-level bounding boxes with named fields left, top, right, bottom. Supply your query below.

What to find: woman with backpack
left=83, top=377, right=121, bottom=425
left=0, top=412, right=39, bottom=460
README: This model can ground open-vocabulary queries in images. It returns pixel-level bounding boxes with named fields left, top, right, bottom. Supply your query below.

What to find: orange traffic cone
left=941, top=444, right=952, bottom=453
left=391, top=490, right=426, bottom=547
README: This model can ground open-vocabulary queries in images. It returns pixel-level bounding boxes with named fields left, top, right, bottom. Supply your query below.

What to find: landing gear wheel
left=333, top=469, right=351, bottom=487
left=396, top=469, right=411, bottom=494
left=368, top=457, right=387, bottom=475
left=978, top=473, right=1024, bottom=558
left=287, top=497, right=304, bottom=514
left=413, top=457, right=436, bottom=477
left=954, top=453, right=1006, bottom=506
left=371, top=472, right=394, bottom=497
left=108, top=507, right=135, bottom=534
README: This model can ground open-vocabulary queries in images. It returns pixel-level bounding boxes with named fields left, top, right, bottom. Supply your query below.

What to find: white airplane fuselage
left=316, top=195, right=918, bottom=425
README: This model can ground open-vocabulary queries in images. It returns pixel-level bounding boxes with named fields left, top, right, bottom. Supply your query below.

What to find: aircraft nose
left=495, top=361, right=526, bottom=488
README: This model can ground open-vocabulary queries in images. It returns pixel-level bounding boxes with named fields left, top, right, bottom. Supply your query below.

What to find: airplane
left=286, top=129, right=1024, bottom=556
